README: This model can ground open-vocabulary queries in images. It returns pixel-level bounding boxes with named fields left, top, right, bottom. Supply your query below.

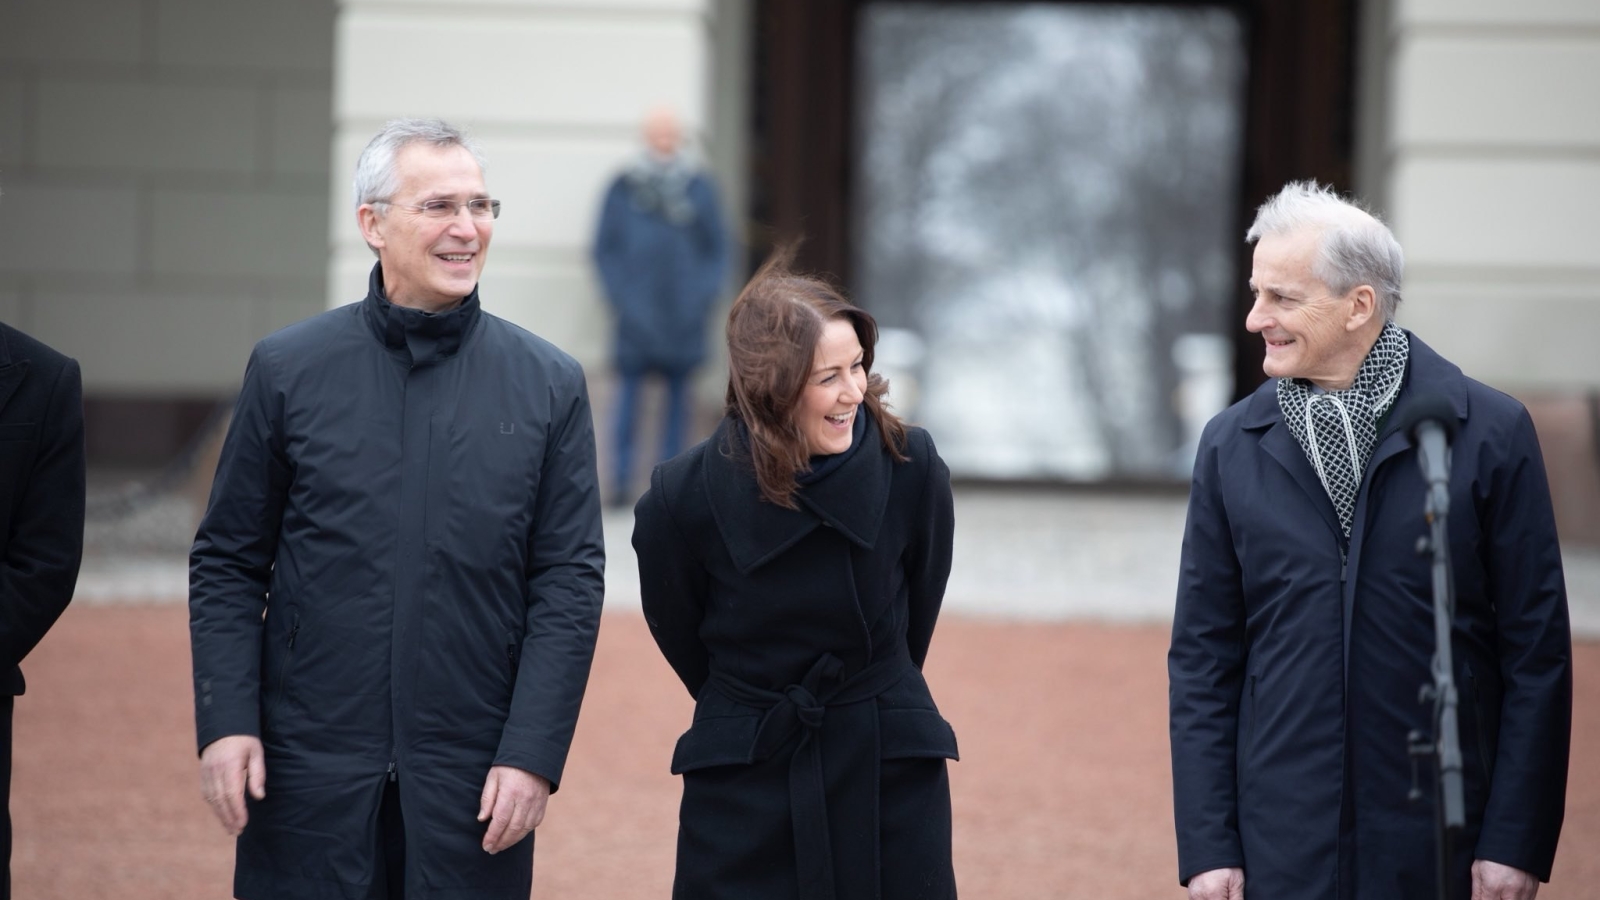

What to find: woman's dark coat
left=1169, top=333, right=1571, bottom=899
left=633, top=415, right=959, bottom=900
left=592, top=170, right=728, bottom=377
left=190, top=269, right=606, bottom=899
left=0, top=324, right=84, bottom=697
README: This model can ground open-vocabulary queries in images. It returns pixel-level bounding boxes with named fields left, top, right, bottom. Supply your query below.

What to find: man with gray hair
left=1169, top=181, right=1570, bottom=900
left=190, top=118, right=605, bottom=899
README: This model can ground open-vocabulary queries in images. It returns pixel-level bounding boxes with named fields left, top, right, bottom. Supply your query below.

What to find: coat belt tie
left=708, top=648, right=915, bottom=900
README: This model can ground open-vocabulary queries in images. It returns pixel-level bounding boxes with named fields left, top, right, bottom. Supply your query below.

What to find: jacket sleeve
left=904, top=430, right=954, bottom=669
left=189, top=345, right=293, bottom=752
left=1472, top=407, right=1572, bottom=880
left=495, top=366, right=606, bottom=791
left=0, top=358, right=85, bottom=673
left=633, top=463, right=711, bottom=698
left=1168, top=419, right=1248, bottom=885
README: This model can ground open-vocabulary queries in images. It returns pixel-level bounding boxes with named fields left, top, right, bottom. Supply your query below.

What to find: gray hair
left=352, top=118, right=487, bottom=210
left=1245, top=180, right=1404, bottom=320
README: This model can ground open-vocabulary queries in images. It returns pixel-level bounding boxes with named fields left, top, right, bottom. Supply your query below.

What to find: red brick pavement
left=12, top=604, right=1600, bottom=898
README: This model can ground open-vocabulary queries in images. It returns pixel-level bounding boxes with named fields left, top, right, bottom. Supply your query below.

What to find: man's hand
left=1472, top=860, right=1539, bottom=900
left=477, top=765, right=551, bottom=854
left=199, top=734, right=266, bottom=835
left=1189, top=867, right=1245, bottom=900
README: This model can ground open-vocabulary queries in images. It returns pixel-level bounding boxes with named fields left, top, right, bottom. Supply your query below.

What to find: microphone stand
left=1407, top=454, right=1466, bottom=900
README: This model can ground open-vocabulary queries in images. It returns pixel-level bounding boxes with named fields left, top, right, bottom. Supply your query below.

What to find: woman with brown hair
left=632, top=247, right=959, bottom=899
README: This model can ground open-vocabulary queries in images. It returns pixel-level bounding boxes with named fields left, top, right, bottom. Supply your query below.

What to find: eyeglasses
left=374, top=198, right=502, bottom=220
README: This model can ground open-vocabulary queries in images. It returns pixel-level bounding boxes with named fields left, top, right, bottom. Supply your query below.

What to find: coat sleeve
left=1168, top=419, right=1248, bottom=885
left=1472, top=407, right=1572, bottom=880
left=189, top=345, right=293, bottom=752
left=904, top=431, right=954, bottom=669
left=591, top=179, right=630, bottom=312
left=495, top=365, right=606, bottom=791
left=633, top=463, right=711, bottom=698
left=0, top=358, right=84, bottom=674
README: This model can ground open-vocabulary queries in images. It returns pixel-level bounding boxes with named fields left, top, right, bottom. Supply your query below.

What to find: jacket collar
left=0, top=328, right=24, bottom=416
left=1238, top=330, right=1469, bottom=540
left=704, top=414, right=894, bottom=574
left=359, top=263, right=482, bottom=366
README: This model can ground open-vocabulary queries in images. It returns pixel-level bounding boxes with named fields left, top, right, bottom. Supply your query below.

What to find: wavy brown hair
left=723, top=245, right=908, bottom=508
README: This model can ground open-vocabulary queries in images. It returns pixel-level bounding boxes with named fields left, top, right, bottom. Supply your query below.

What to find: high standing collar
left=703, top=414, right=894, bottom=574
left=359, top=263, right=483, bottom=366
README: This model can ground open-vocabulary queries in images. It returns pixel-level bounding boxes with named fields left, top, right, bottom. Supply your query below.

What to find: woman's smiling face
left=796, top=318, right=867, bottom=456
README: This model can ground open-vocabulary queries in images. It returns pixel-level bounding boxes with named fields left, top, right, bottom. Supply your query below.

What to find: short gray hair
left=352, top=118, right=487, bottom=210
left=1245, top=180, right=1404, bottom=320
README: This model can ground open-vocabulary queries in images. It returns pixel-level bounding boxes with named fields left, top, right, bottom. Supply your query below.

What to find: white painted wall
left=328, top=0, right=747, bottom=371
left=0, top=0, right=336, bottom=394
left=1358, top=0, right=1600, bottom=390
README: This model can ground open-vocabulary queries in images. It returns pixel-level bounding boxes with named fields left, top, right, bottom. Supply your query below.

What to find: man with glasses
left=190, top=118, right=605, bottom=899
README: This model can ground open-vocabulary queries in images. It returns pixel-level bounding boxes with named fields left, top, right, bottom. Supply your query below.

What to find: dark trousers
left=0, top=695, right=13, bottom=900
left=367, top=779, right=406, bottom=900
left=613, top=369, right=691, bottom=497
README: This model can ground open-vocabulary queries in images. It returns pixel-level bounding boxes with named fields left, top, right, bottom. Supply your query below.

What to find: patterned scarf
left=623, top=153, right=697, bottom=226
left=1277, top=321, right=1410, bottom=539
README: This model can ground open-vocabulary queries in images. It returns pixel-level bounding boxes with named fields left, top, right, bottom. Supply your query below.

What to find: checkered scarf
left=1277, top=322, right=1410, bottom=538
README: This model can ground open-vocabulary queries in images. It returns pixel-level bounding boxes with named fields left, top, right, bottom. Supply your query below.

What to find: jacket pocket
left=1464, top=662, right=1494, bottom=783
left=670, top=714, right=761, bottom=774
left=265, top=606, right=301, bottom=723
left=879, top=708, right=959, bottom=761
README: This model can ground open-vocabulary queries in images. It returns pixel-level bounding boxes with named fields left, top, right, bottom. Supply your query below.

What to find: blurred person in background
left=0, top=182, right=86, bottom=900
left=593, top=106, right=730, bottom=507
left=1169, top=181, right=1571, bottom=900
left=632, top=247, right=959, bottom=899
left=189, top=118, right=605, bottom=900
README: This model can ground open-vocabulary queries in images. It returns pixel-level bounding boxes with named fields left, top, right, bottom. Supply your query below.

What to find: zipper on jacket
left=1339, top=546, right=1348, bottom=584
left=387, top=754, right=398, bottom=783
left=506, top=631, right=519, bottom=681
left=287, top=616, right=300, bottom=649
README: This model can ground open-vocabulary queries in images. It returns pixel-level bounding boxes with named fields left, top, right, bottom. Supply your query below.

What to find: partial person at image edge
left=0, top=305, right=85, bottom=900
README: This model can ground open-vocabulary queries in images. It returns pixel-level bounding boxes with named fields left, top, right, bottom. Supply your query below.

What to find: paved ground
left=30, top=486, right=1600, bottom=898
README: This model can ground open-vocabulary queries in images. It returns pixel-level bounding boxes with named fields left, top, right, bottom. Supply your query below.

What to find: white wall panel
left=0, top=185, right=141, bottom=275
left=1400, top=0, right=1600, bottom=28
left=37, top=81, right=261, bottom=174
left=477, top=260, right=608, bottom=365
left=483, top=136, right=637, bottom=248
left=1394, top=37, right=1600, bottom=147
left=337, top=13, right=704, bottom=126
left=1398, top=283, right=1600, bottom=388
left=1389, top=157, right=1600, bottom=269
left=0, top=0, right=142, bottom=65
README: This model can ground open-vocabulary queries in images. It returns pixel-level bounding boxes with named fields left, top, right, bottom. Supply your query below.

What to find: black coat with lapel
left=0, top=324, right=84, bottom=697
left=633, top=414, right=959, bottom=899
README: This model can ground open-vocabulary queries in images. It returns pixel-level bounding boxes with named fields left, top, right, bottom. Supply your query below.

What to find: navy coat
left=1169, top=333, right=1571, bottom=899
left=592, top=169, right=729, bottom=376
left=190, top=268, right=606, bottom=900
left=633, top=415, right=960, bottom=900
left=0, top=324, right=84, bottom=697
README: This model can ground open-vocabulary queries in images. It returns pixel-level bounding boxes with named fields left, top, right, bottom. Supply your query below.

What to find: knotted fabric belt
left=707, top=649, right=915, bottom=900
